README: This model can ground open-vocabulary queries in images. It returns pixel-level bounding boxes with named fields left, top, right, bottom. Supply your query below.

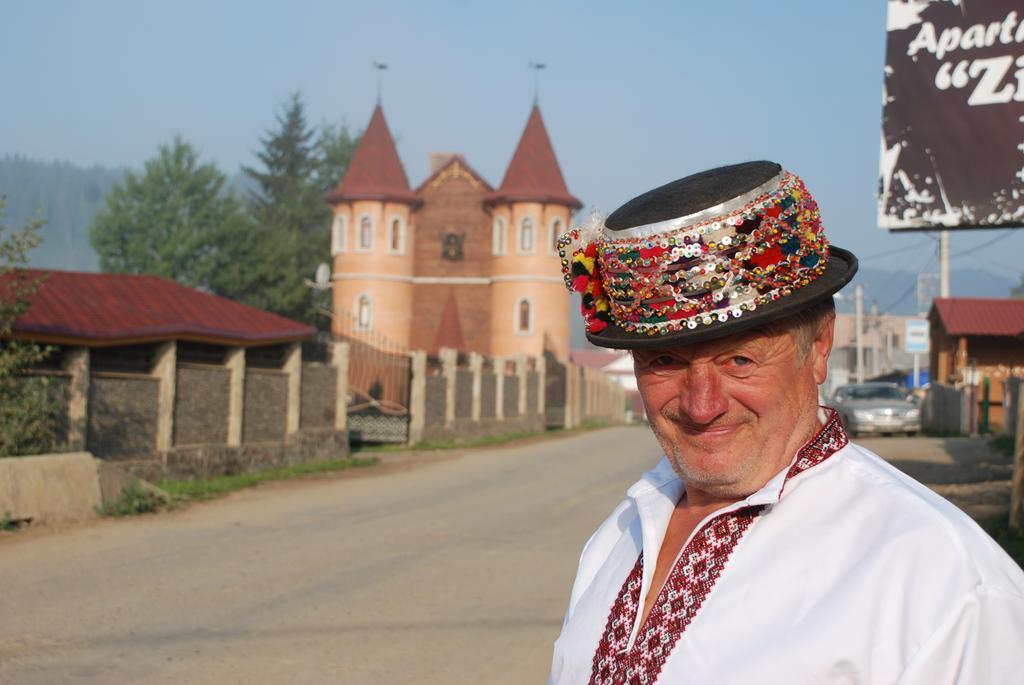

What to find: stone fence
left=19, top=339, right=626, bottom=481
left=37, top=341, right=349, bottom=481
left=406, top=347, right=627, bottom=445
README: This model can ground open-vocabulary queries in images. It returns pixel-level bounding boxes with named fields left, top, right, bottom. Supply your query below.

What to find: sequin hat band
left=558, top=167, right=854, bottom=347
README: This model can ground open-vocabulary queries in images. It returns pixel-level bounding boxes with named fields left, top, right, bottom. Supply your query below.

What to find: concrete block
left=0, top=452, right=101, bottom=524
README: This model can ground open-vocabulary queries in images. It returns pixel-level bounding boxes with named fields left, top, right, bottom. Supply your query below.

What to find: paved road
left=0, top=427, right=661, bottom=684
left=1, top=429, right=1008, bottom=684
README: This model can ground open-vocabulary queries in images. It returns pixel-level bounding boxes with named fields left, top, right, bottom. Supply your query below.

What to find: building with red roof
left=5, top=269, right=315, bottom=347
left=325, top=103, right=579, bottom=360
left=929, top=297, right=1024, bottom=427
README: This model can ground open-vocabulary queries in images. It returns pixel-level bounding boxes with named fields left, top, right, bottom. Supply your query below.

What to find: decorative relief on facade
left=427, top=161, right=483, bottom=190
left=442, top=232, right=465, bottom=261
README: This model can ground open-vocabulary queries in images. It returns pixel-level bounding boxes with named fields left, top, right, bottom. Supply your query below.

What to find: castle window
left=518, top=216, right=535, bottom=254
left=387, top=216, right=405, bottom=254
left=356, top=294, right=373, bottom=331
left=549, top=218, right=562, bottom=255
left=357, top=215, right=373, bottom=252
left=492, top=217, right=507, bottom=256
left=516, top=298, right=533, bottom=335
left=331, top=214, right=347, bottom=254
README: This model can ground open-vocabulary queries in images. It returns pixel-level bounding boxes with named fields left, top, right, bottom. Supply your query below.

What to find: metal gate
left=339, top=315, right=411, bottom=444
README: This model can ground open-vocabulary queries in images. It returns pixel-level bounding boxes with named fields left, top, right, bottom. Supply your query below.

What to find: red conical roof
left=325, top=105, right=420, bottom=205
left=487, top=105, right=581, bottom=209
left=432, top=289, right=466, bottom=354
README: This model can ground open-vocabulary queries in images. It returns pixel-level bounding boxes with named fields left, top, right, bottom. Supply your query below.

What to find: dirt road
left=1, top=428, right=1009, bottom=684
left=0, top=427, right=660, bottom=684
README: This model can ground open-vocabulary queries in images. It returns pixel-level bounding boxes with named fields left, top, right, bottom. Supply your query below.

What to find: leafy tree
left=0, top=198, right=62, bottom=456
left=1012, top=274, right=1023, bottom=298
left=90, top=135, right=243, bottom=290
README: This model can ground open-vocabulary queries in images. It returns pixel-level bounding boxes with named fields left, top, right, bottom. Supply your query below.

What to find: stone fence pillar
left=226, top=347, right=245, bottom=447
left=516, top=354, right=528, bottom=417
left=536, top=354, right=546, bottom=418
left=333, top=341, right=350, bottom=433
left=408, top=350, right=427, bottom=445
left=64, top=347, right=89, bottom=451
left=494, top=355, right=506, bottom=421
left=439, top=347, right=458, bottom=428
left=469, top=352, right=483, bottom=422
left=154, top=341, right=177, bottom=454
left=284, top=342, right=302, bottom=436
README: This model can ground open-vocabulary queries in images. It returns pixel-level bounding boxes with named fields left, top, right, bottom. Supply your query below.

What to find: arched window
left=388, top=216, right=404, bottom=254
left=358, top=215, right=373, bottom=251
left=492, top=217, right=507, bottom=256
left=331, top=214, right=347, bottom=254
left=516, top=298, right=533, bottom=334
left=356, top=294, right=372, bottom=331
left=549, top=218, right=563, bottom=255
left=519, top=216, right=535, bottom=254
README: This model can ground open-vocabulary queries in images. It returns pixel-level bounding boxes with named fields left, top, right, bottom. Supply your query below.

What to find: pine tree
left=314, top=121, right=361, bottom=193
left=241, top=93, right=333, bottom=325
left=0, top=197, right=62, bottom=456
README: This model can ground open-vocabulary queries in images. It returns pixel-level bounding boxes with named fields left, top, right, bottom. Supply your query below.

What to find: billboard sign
left=904, top=318, right=931, bottom=354
left=880, top=0, right=1024, bottom=231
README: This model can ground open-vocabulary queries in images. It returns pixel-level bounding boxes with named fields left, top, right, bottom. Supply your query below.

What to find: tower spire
left=372, top=61, right=388, bottom=105
left=528, top=61, right=545, bottom=106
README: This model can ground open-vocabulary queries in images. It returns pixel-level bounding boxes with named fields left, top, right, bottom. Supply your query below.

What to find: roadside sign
left=904, top=318, right=930, bottom=354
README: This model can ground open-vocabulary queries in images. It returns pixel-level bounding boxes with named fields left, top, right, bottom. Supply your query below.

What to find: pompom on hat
left=558, top=161, right=858, bottom=349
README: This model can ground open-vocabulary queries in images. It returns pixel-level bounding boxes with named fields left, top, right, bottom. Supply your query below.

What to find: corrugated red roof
left=931, top=297, right=1024, bottom=337
left=487, top=106, right=581, bottom=209
left=324, top=105, right=420, bottom=205
left=2, top=270, right=316, bottom=346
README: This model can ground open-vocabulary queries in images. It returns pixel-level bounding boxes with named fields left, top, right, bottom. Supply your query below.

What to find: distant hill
left=0, top=155, right=125, bottom=271
left=0, top=156, right=256, bottom=273
left=840, top=266, right=1015, bottom=316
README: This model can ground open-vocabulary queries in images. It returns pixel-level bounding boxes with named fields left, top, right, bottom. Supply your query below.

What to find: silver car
left=829, top=383, right=921, bottom=437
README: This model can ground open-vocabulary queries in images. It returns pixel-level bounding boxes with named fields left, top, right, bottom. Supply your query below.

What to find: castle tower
left=486, top=106, right=581, bottom=360
left=324, top=105, right=420, bottom=348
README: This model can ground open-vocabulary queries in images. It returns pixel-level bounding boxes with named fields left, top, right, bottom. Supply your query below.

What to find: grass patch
left=988, top=434, right=1016, bottom=459
left=97, top=481, right=168, bottom=517
left=363, top=419, right=616, bottom=453
left=158, top=455, right=378, bottom=502
left=980, top=516, right=1024, bottom=569
left=1, top=511, right=19, bottom=531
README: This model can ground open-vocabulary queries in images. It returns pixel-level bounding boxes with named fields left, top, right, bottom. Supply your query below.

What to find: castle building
left=324, top=104, right=580, bottom=360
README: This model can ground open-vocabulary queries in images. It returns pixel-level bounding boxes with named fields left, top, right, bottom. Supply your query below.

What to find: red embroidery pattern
left=589, top=409, right=847, bottom=685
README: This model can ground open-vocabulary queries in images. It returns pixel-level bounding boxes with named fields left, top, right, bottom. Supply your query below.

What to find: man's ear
left=810, top=310, right=835, bottom=386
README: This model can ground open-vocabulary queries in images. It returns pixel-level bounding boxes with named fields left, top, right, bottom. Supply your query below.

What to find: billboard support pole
left=913, top=353, right=920, bottom=389
left=940, top=231, right=950, bottom=298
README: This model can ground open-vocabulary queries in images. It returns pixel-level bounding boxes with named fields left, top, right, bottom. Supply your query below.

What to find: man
left=549, top=162, right=1024, bottom=684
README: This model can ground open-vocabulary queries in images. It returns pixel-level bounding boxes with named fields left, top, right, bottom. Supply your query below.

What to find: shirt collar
left=628, top=407, right=848, bottom=511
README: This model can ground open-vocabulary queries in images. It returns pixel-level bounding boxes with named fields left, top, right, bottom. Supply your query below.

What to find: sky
left=2, top=0, right=1022, bottom=311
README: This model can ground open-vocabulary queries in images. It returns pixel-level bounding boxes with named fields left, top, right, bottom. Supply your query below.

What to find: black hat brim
left=585, top=246, right=859, bottom=350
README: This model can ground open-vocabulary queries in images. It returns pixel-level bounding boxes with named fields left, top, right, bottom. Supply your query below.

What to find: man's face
left=633, top=317, right=833, bottom=500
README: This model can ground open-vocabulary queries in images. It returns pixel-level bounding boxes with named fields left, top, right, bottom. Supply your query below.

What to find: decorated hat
left=558, top=161, right=858, bottom=349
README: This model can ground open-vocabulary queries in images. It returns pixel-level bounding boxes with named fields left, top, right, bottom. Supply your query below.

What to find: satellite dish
left=314, top=263, right=331, bottom=290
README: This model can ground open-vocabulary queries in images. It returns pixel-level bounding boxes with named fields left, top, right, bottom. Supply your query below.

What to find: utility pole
left=855, top=284, right=864, bottom=384
left=871, top=302, right=879, bottom=377
left=940, top=230, right=950, bottom=297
